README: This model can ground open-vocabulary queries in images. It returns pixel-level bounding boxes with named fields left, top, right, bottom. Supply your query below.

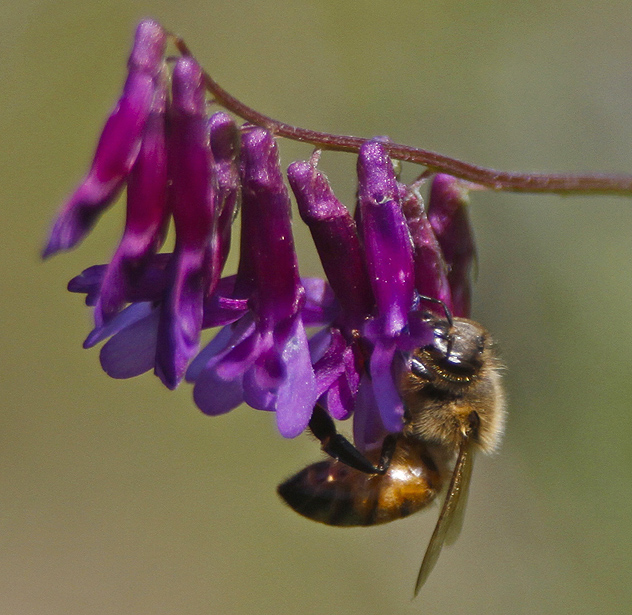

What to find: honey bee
left=277, top=308, right=505, bottom=595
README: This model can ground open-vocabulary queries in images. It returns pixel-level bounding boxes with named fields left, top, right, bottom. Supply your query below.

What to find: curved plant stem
left=173, top=35, right=632, bottom=196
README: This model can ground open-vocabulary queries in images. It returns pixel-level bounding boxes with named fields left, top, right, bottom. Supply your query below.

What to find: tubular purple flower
left=189, top=128, right=318, bottom=438
left=401, top=185, right=452, bottom=311
left=155, top=58, right=217, bottom=389
left=240, top=129, right=303, bottom=323
left=95, top=67, right=169, bottom=326
left=427, top=174, right=476, bottom=318
left=356, top=140, right=415, bottom=337
left=288, top=158, right=374, bottom=323
left=43, top=19, right=166, bottom=257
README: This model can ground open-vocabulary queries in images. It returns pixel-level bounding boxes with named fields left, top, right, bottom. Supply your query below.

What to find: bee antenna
left=418, top=295, right=453, bottom=327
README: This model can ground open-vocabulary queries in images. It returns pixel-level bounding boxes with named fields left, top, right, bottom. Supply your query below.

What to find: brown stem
left=173, top=35, right=632, bottom=196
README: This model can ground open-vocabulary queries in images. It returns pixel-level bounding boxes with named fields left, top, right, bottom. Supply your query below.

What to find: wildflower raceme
left=45, top=19, right=626, bottom=447
left=43, top=19, right=479, bottom=445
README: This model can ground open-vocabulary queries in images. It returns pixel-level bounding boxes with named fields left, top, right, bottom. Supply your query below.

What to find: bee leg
left=308, top=405, right=394, bottom=475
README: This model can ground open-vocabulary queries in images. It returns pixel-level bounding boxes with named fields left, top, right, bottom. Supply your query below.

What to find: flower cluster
left=44, top=19, right=475, bottom=444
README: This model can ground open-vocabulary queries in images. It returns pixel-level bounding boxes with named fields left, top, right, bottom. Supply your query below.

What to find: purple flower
left=44, top=19, right=479, bottom=444
left=356, top=141, right=415, bottom=338
left=427, top=174, right=476, bottom=318
left=187, top=129, right=318, bottom=437
left=94, top=66, right=169, bottom=327
left=155, top=58, right=218, bottom=389
left=43, top=19, right=167, bottom=258
left=288, top=156, right=374, bottom=324
left=401, top=184, right=452, bottom=311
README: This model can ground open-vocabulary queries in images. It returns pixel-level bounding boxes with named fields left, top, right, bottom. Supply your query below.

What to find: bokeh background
left=2, top=1, right=632, bottom=614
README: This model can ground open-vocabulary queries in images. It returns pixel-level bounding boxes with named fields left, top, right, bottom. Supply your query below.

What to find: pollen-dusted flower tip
left=401, top=185, right=452, bottom=312
left=356, top=140, right=415, bottom=338
left=94, top=67, right=169, bottom=326
left=427, top=174, right=476, bottom=318
left=288, top=159, right=374, bottom=323
left=155, top=57, right=217, bottom=389
left=189, top=128, right=318, bottom=438
left=43, top=19, right=167, bottom=258
left=128, top=19, right=169, bottom=75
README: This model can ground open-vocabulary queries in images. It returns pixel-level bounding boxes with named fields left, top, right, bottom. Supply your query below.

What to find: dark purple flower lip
left=45, top=19, right=478, bottom=441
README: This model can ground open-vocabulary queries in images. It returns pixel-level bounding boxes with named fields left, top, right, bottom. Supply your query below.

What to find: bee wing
left=413, top=438, right=475, bottom=596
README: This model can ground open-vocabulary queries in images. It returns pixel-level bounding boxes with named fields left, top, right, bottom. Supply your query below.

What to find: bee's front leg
left=308, top=405, right=396, bottom=475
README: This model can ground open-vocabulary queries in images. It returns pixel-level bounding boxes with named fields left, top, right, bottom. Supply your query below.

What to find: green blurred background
left=2, top=1, right=631, bottom=613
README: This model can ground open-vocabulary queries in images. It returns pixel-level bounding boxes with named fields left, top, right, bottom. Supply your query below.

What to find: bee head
left=410, top=313, right=488, bottom=385
left=431, top=318, right=486, bottom=375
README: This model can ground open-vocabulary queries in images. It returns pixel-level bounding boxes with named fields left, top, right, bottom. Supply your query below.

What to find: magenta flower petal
left=43, top=20, right=166, bottom=258
left=155, top=250, right=212, bottom=389
left=95, top=68, right=169, bottom=325
left=288, top=159, right=374, bottom=322
left=356, top=141, right=415, bottom=336
left=216, top=330, right=269, bottom=382
left=308, top=324, right=359, bottom=422
left=240, top=128, right=304, bottom=322
left=155, top=58, right=217, bottom=389
left=401, top=186, right=452, bottom=310
left=67, top=264, right=107, bottom=306
left=427, top=174, right=476, bottom=318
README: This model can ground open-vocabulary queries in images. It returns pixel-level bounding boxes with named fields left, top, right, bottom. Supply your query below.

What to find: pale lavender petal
left=322, top=378, right=352, bottom=420
left=84, top=301, right=154, bottom=348
left=100, top=308, right=160, bottom=378
left=308, top=328, right=333, bottom=363
left=185, top=323, right=241, bottom=382
left=193, top=368, right=245, bottom=416
left=274, top=318, right=318, bottom=438
left=155, top=249, right=211, bottom=389
left=214, top=329, right=268, bottom=381
left=321, top=344, right=359, bottom=420
left=67, top=264, right=107, bottom=305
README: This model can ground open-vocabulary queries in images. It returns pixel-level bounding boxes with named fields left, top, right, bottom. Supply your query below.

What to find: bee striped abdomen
left=278, top=437, right=444, bottom=527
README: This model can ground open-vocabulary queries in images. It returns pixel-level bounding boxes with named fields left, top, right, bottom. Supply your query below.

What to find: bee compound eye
left=410, top=357, right=432, bottom=379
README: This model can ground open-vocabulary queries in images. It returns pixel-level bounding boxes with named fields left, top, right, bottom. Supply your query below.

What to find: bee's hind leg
left=308, top=405, right=396, bottom=475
